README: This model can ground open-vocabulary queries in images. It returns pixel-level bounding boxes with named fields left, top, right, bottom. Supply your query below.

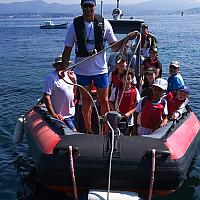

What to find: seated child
left=167, top=61, right=185, bottom=92
left=126, top=78, right=168, bottom=136
left=108, top=55, right=127, bottom=96
left=139, top=67, right=156, bottom=97
left=107, top=45, right=136, bottom=73
left=109, top=69, right=141, bottom=134
left=140, top=47, right=162, bottom=80
left=165, top=85, right=190, bottom=119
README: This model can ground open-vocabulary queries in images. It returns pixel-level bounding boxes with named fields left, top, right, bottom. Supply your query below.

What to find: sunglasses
left=54, top=63, right=61, bottom=66
left=82, top=4, right=94, bottom=8
left=169, top=65, right=178, bottom=69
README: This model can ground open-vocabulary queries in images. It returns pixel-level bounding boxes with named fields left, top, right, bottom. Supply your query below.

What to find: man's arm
left=110, top=40, right=126, bottom=52
left=62, top=46, right=73, bottom=69
left=43, top=94, right=64, bottom=121
left=110, top=32, right=138, bottom=52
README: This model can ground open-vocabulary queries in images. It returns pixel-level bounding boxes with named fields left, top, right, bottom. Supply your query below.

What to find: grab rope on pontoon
left=148, top=149, right=156, bottom=200
left=69, top=145, right=78, bottom=200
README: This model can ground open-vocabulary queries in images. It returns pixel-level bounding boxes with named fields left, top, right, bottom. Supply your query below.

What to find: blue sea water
left=0, top=15, right=199, bottom=200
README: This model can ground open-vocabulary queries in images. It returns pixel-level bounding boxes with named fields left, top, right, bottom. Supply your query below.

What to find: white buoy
left=88, top=190, right=142, bottom=200
left=13, top=116, right=24, bottom=144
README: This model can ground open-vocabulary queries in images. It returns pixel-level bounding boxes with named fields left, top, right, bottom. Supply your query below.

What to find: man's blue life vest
left=74, top=14, right=104, bottom=57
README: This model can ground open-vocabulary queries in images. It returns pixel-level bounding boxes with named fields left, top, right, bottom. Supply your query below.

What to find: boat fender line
left=67, top=31, right=141, bottom=72
left=148, top=149, right=156, bottom=200
left=105, top=111, right=122, bottom=200
left=13, top=116, right=25, bottom=144
left=69, top=145, right=78, bottom=200
left=13, top=100, right=44, bottom=144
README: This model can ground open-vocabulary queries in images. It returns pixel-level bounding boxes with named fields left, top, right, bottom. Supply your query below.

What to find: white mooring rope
left=69, top=145, right=78, bottom=200
left=148, top=149, right=156, bottom=200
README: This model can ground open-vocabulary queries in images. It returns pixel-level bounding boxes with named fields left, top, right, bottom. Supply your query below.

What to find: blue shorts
left=64, top=116, right=76, bottom=131
left=76, top=73, right=109, bottom=88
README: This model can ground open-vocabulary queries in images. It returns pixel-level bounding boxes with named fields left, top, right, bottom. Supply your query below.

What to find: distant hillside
left=0, top=0, right=80, bottom=14
left=132, top=0, right=199, bottom=10
left=183, top=7, right=200, bottom=14
left=0, top=0, right=200, bottom=15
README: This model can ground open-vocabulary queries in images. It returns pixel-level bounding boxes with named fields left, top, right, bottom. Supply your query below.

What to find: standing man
left=62, top=0, right=136, bottom=134
left=141, top=24, right=158, bottom=58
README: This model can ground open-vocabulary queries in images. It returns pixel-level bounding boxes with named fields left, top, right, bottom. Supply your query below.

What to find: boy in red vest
left=165, top=85, right=190, bottom=119
left=108, top=55, right=127, bottom=96
left=109, top=69, right=141, bottom=134
left=126, top=78, right=168, bottom=136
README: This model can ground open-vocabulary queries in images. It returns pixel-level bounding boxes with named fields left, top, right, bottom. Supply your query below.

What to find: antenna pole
left=100, top=0, right=103, bottom=17
left=117, top=0, right=119, bottom=8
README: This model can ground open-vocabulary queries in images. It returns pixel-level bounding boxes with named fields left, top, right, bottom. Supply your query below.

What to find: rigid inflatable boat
left=22, top=104, right=200, bottom=198
left=15, top=4, right=200, bottom=199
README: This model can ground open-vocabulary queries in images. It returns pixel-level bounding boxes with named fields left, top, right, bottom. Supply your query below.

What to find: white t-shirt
left=42, top=70, right=75, bottom=118
left=64, top=18, right=117, bottom=76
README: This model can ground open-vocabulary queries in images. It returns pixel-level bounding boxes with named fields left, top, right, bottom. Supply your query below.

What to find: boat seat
left=142, top=121, right=174, bottom=139
left=142, top=107, right=191, bottom=139
left=35, top=105, right=84, bottom=136
left=49, top=117, right=85, bottom=136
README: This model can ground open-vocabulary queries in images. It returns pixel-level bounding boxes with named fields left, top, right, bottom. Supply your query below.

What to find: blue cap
left=81, top=0, right=96, bottom=5
left=178, top=85, right=190, bottom=94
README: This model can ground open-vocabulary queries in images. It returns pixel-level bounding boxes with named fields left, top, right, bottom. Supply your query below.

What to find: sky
left=0, top=0, right=200, bottom=4
left=0, top=0, right=148, bottom=4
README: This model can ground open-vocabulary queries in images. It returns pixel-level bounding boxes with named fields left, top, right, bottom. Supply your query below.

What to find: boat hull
left=24, top=107, right=200, bottom=197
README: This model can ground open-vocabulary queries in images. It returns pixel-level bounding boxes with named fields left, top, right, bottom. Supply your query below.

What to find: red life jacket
left=111, top=72, right=121, bottom=88
left=143, top=58, right=158, bottom=71
left=117, top=86, right=137, bottom=114
left=91, top=81, right=97, bottom=96
left=141, top=98, right=164, bottom=129
left=165, top=92, right=184, bottom=115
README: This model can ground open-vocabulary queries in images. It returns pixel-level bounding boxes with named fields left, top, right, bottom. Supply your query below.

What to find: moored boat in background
left=40, top=20, right=67, bottom=29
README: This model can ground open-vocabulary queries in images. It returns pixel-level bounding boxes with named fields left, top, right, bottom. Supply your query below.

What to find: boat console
left=112, top=8, right=123, bottom=20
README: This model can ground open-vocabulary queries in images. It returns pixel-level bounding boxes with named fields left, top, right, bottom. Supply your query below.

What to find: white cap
left=153, top=78, right=168, bottom=91
left=170, top=60, right=180, bottom=68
